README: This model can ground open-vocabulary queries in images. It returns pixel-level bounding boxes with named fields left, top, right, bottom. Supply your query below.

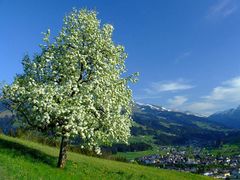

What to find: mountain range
left=209, top=106, right=240, bottom=129
left=0, top=101, right=239, bottom=146
left=131, top=103, right=230, bottom=146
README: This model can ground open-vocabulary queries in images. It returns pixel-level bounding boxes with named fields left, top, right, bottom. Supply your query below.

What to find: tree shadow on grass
left=0, top=137, right=58, bottom=167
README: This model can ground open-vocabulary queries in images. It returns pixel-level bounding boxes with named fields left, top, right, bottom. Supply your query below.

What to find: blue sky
left=1, top=0, right=240, bottom=115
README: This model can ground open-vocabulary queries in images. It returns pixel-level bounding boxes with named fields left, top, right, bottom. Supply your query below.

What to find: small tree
left=3, top=9, right=137, bottom=168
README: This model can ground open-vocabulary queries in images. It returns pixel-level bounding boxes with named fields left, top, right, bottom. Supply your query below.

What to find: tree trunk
left=57, top=136, right=68, bottom=168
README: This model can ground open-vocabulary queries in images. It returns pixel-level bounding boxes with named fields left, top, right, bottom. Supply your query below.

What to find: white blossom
left=3, top=9, right=138, bottom=153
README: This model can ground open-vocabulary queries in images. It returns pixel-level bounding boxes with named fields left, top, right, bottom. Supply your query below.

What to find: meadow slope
left=0, top=134, right=211, bottom=180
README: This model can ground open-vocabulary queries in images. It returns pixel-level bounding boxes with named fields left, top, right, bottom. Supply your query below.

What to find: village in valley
left=136, top=146, right=240, bottom=179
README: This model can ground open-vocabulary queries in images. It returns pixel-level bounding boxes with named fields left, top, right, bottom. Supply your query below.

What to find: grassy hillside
left=0, top=134, right=211, bottom=180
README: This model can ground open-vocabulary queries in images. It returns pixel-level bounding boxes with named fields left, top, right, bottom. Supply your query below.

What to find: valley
left=1, top=102, right=240, bottom=178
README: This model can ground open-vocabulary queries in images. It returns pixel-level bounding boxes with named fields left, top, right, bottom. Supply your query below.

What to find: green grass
left=210, top=144, right=240, bottom=156
left=0, top=134, right=211, bottom=180
left=129, top=135, right=156, bottom=144
left=113, top=135, right=167, bottom=160
left=114, top=150, right=160, bottom=160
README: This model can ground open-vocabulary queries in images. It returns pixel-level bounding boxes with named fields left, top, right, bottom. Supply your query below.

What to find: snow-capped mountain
left=135, top=102, right=172, bottom=112
left=133, top=102, right=228, bottom=145
left=208, top=106, right=240, bottom=129
left=135, top=102, right=205, bottom=117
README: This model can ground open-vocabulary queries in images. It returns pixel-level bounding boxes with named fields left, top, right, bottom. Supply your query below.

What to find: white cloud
left=146, top=80, right=194, bottom=93
left=168, top=96, right=188, bottom=107
left=175, top=51, right=191, bottom=63
left=207, top=0, right=238, bottom=19
left=204, top=76, right=240, bottom=102
left=185, top=76, right=240, bottom=115
left=140, top=76, right=240, bottom=115
left=134, top=95, right=162, bottom=100
left=186, top=102, right=220, bottom=116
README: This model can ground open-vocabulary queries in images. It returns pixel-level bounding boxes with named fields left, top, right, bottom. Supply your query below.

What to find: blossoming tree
left=2, top=9, right=137, bottom=168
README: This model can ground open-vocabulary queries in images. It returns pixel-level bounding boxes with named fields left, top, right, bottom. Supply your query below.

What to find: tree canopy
left=2, top=9, right=137, bottom=167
